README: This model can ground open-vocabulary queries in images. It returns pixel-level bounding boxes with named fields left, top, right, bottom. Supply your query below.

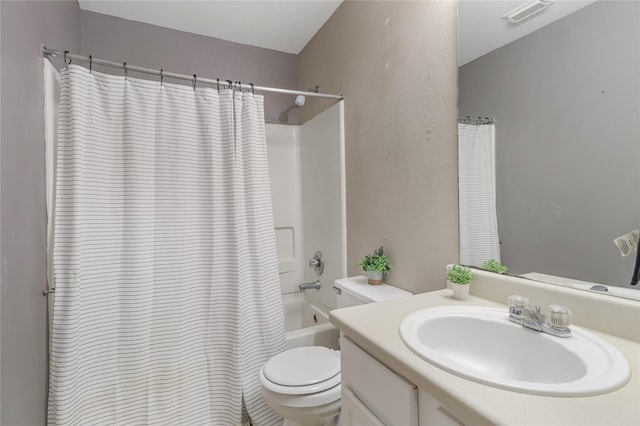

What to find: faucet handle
left=508, top=295, right=529, bottom=310
left=547, top=304, right=571, bottom=329
left=307, top=251, right=324, bottom=276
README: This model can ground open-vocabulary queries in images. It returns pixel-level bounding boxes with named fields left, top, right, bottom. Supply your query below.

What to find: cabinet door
left=341, top=337, right=418, bottom=425
left=341, top=386, right=386, bottom=426
left=419, top=389, right=465, bottom=426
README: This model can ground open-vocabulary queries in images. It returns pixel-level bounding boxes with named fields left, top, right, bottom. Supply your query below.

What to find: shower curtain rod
left=42, top=47, right=344, bottom=100
left=458, top=116, right=495, bottom=125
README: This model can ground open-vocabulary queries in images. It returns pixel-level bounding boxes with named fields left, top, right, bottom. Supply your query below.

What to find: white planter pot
left=449, top=280, right=470, bottom=300
left=367, top=270, right=383, bottom=285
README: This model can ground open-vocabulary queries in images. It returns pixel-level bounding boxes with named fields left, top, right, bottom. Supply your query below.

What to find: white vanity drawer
left=341, top=336, right=418, bottom=426
left=419, top=389, right=465, bottom=426
left=341, top=386, right=386, bottom=426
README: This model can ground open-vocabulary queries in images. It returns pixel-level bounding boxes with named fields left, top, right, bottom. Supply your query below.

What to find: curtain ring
left=216, top=78, right=220, bottom=92
left=160, top=69, right=164, bottom=86
left=192, top=74, right=197, bottom=91
left=237, top=81, right=242, bottom=92
left=64, top=50, right=70, bottom=70
left=123, top=62, right=128, bottom=80
left=226, top=80, right=233, bottom=90
left=89, top=55, right=92, bottom=73
left=249, top=83, right=255, bottom=95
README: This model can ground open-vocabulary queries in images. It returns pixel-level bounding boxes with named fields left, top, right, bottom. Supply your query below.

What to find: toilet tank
left=334, top=276, right=412, bottom=308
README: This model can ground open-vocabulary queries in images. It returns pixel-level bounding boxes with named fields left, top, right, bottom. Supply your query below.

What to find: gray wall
left=0, top=1, right=81, bottom=424
left=1, top=5, right=301, bottom=424
left=80, top=10, right=300, bottom=124
left=299, top=1, right=459, bottom=295
left=459, top=1, right=640, bottom=285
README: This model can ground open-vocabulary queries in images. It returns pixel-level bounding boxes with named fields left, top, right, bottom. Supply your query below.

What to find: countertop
left=330, top=289, right=640, bottom=425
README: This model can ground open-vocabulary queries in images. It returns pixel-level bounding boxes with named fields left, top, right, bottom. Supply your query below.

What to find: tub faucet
left=507, top=295, right=572, bottom=338
left=299, top=280, right=321, bottom=291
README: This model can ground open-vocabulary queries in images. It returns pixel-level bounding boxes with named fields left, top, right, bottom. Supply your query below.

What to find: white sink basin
left=399, top=306, right=631, bottom=396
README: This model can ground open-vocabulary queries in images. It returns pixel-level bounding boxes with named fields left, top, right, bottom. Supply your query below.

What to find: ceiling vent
left=502, top=0, right=553, bottom=24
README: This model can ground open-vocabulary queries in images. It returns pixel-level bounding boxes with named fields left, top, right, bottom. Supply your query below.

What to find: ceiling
left=78, top=1, right=596, bottom=61
left=458, top=0, right=597, bottom=65
left=77, top=0, right=343, bottom=55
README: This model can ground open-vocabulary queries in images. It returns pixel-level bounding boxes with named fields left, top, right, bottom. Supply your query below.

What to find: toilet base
left=262, top=389, right=341, bottom=426
left=283, top=413, right=340, bottom=426
left=260, top=369, right=341, bottom=426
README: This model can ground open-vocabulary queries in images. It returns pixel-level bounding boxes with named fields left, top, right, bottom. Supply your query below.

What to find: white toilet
left=259, top=276, right=412, bottom=426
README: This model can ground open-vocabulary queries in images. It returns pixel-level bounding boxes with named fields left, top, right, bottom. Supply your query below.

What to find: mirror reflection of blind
left=458, top=122, right=500, bottom=266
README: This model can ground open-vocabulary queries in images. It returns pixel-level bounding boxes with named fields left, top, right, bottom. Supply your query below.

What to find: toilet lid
left=263, top=346, right=340, bottom=387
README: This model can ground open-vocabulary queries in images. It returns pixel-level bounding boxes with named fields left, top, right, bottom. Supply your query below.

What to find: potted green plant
left=447, top=264, right=473, bottom=300
left=481, top=259, right=508, bottom=274
left=359, top=246, right=392, bottom=285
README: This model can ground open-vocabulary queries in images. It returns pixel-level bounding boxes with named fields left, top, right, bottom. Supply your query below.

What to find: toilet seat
left=260, top=346, right=341, bottom=395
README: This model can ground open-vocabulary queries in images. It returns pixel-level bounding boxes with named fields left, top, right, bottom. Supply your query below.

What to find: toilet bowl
left=260, top=276, right=413, bottom=425
left=259, top=346, right=341, bottom=426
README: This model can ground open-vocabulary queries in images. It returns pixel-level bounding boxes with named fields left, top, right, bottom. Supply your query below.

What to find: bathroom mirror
left=457, top=0, right=640, bottom=299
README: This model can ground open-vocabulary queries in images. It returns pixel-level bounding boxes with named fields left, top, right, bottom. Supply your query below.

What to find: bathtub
left=282, top=292, right=340, bottom=350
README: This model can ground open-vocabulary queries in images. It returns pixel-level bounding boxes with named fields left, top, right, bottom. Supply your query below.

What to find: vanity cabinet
left=341, top=336, right=466, bottom=426
left=341, top=336, right=418, bottom=425
left=418, top=390, right=464, bottom=426
left=341, top=387, right=386, bottom=426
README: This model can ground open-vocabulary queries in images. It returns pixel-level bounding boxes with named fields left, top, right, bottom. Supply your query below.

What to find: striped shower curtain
left=458, top=122, right=501, bottom=266
left=48, top=65, right=286, bottom=425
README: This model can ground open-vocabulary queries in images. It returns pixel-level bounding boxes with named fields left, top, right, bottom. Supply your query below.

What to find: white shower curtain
left=48, top=65, right=286, bottom=425
left=458, top=122, right=501, bottom=266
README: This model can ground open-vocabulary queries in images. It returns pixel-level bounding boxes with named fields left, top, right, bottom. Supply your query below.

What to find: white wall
left=266, top=102, right=345, bottom=310
left=266, top=124, right=304, bottom=294
left=301, top=102, right=345, bottom=310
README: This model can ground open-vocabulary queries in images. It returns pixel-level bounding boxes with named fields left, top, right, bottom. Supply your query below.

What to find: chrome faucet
left=299, top=280, right=321, bottom=291
left=508, top=295, right=572, bottom=338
